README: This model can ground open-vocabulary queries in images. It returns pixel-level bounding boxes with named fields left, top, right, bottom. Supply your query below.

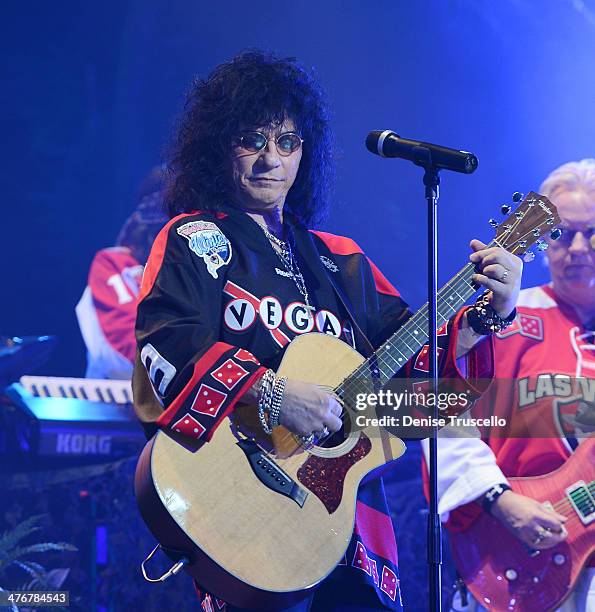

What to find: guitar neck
left=337, top=190, right=560, bottom=390
left=342, top=255, right=482, bottom=387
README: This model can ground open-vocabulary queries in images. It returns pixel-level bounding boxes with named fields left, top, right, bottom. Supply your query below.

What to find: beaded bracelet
left=269, top=376, right=287, bottom=429
left=467, top=291, right=517, bottom=335
left=482, top=483, right=512, bottom=514
left=258, top=369, right=276, bottom=434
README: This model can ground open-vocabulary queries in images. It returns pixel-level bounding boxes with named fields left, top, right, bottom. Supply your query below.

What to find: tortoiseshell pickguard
left=296, top=435, right=372, bottom=514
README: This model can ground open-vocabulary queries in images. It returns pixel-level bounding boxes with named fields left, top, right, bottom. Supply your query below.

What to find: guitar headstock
left=489, top=191, right=561, bottom=260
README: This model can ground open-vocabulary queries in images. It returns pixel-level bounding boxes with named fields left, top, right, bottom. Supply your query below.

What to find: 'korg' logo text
left=55, top=433, right=112, bottom=455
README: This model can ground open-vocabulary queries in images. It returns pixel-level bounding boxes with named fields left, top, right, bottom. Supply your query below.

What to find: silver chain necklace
left=260, top=224, right=315, bottom=312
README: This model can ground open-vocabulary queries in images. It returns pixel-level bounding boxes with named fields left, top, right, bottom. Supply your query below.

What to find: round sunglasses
left=235, top=131, right=304, bottom=156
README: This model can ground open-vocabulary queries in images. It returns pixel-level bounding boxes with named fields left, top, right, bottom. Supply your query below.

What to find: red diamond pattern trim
left=351, top=541, right=372, bottom=575
left=519, top=314, right=544, bottom=341
left=380, top=564, right=397, bottom=601
left=414, top=345, right=444, bottom=373
left=171, top=413, right=206, bottom=440
left=211, top=359, right=249, bottom=390
left=191, top=384, right=228, bottom=418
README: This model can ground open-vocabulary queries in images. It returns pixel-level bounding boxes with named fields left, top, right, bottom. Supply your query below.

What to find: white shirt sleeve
left=421, top=428, right=509, bottom=521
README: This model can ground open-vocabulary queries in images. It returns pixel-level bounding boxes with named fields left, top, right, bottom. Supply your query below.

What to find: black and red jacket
left=133, top=207, right=492, bottom=609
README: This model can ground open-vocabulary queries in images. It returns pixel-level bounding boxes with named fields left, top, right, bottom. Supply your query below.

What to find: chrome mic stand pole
left=423, top=162, right=442, bottom=612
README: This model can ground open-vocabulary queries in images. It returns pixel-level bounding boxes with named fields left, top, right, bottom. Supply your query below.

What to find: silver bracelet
left=269, top=376, right=287, bottom=429
left=467, top=291, right=517, bottom=335
left=258, top=369, right=275, bottom=434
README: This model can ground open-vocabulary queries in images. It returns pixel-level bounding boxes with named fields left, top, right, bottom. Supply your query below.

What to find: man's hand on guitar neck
left=457, top=239, right=523, bottom=358
left=490, top=490, right=568, bottom=550
left=469, top=239, right=523, bottom=320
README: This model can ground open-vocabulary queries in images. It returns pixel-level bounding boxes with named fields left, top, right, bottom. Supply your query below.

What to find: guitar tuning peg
left=501, top=204, right=512, bottom=215
left=512, top=191, right=524, bottom=203
left=536, top=240, right=548, bottom=251
left=523, top=251, right=536, bottom=262
left=489, top=218, right=498, bottom=228
left=550, top=228, right=562, bottom=240
left=532, top=228, right=541, bottom=237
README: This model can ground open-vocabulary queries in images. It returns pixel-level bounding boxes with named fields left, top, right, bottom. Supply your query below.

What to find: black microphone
left=366, top=130, right=478, bottom=174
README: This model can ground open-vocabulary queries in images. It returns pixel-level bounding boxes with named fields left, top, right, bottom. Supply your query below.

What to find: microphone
left=366, top=130, right=478, bottom=174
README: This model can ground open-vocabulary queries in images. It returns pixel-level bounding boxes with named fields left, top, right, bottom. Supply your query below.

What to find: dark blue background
left=3, top=2, right=595, bottom=609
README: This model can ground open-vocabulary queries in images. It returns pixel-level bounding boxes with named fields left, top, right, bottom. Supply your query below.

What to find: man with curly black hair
left=164, top=50, right=333, bottom=228
left=132, top=51, right=522, bottom=611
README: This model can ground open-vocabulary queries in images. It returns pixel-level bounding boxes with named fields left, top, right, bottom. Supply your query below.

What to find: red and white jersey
left=422, top=284, right=595, bottom=530
left=76, top=247, right=144, bottom=379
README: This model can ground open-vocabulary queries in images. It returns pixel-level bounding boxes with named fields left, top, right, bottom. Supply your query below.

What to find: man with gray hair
left=423, top=159, right=595, bottom=611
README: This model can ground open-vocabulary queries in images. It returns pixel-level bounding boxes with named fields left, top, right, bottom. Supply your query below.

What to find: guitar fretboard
left=335, top=190, right=560, bottom=396
left=337, top=255, right=481, bottom=394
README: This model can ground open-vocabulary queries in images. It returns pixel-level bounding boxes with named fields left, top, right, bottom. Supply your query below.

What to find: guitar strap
left=295, top=227, right=399, bottom=464
left=293, top=225, right=376, bottom=359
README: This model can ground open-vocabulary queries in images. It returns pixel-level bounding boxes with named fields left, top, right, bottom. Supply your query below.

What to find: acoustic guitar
left=135, top=192, right=560, bottom=609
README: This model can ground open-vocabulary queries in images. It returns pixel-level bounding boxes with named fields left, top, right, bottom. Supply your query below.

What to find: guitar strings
left=553, top=495, right=594, bottom=515
left=273, top=212, right=551, bottom=451
left=335, top=206, right=545, bottom=392
left=537, top=481, right=595, bottom=525
left=259, top=207, right=588, bottom=543
left=276, top=213, right=552, bottom=449
left=331, top=214, right=544, bottom=420
left=249, top=208, right=567, bottom=514
left=336, top=257, right=485, bottom=398
left=272, top=258, right=478, bottom=449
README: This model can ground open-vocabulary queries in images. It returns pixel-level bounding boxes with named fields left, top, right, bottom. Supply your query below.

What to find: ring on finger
left=533, top=526, right=549, bottom=544
left=533, top=533, right=545, bottom=545
left=500, top=267, right=509, bottom=282
left=300, top=433, right=315, bottom=446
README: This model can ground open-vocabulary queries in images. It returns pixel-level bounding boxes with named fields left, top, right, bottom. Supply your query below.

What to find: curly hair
left=165, top=50, right=334, bottom=228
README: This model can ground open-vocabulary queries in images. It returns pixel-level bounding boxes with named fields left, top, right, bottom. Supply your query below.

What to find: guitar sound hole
left=319, top=428, right=345, bottom=448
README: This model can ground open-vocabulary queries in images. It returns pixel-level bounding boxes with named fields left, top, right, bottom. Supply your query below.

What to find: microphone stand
left=422, top=161, right=442, bottom=612
left=367, top=132, right=478, bottom=610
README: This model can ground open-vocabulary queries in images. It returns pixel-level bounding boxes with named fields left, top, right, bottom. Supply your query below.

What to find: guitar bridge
left=237, top=439, right=308, bottom=507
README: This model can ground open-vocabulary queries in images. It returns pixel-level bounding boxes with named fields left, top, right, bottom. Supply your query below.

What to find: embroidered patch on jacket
left=320, top=255, right=339, bottom=272
left=177, top=220, right=232, bottom=279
